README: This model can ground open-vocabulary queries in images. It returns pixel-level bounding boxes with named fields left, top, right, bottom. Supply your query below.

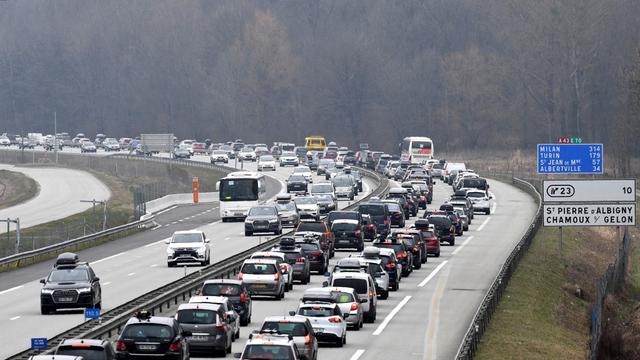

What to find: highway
left=0, top=163, right=111, bottom=232
left=0, top=159, right=376, bottom=359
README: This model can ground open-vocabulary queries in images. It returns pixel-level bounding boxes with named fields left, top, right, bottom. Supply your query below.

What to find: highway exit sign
left=537, top=143, right=603, bottom=174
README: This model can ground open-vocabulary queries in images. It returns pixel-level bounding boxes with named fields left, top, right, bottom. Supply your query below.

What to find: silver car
left=331, top=175, right=355, bottom=200
left=301, top=287, right=364, bottom=330
left=239, top=259, right=285, bottom=299
left=295, top=303, right=347, bottom=347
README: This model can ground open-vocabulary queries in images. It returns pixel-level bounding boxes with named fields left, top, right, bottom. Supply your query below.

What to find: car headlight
left=167, top=248, right=175, bottom=255
left=197, top=247, right=206, bottom=254
left=269, top=219, right=279, bottom=223
left=78, top=287, right=92, bottom=293
left=41, top=289, right=54, bottom=294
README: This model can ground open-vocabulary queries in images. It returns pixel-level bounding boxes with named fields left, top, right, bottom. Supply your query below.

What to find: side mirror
left=216, top=181, right=220, bottom=191
left=322, top=281, right=329, bottom=287
left=324, top=272, right=331, bottom=277
left=360, top=298, right=368, bottom=303
left=289, top=310, right=296, bottom=316
left=93, top=277, right=100, bottom=282
left=182, top=330, right=192, bottom=337
left=233, top=353, right=242, bottom=359
left=164, top=240, right=171, bottom=245
left=343, top=313, right=350, bottom=319
left=40, top=278, right=46, bottom=284
left=489, top=195, right=494, bottom=199
left=204, top=239, right=210, bottom=243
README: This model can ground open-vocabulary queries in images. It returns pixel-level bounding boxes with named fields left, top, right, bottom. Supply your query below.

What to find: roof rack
left=54, top=252, right=79, bottom=268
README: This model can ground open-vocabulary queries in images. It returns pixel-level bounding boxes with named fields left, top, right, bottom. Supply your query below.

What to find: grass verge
left=0, top=169, right=39, bottom=210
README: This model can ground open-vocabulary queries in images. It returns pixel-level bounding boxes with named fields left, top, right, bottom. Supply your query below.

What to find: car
left=188, top=295, right=241, bottom=338
left=255, top=146, right=270, bottom=157
left=257, top=155, right=277, bottom=171
left=292, top=196, right=320, bottom=220
left=40, top=253, right=102, bottom=314
left=331, top=219, right=364, bottom=251
left=413, top=221, right=441, bottom=257
left=294, top=236, right=329, bottom=274
left=54, top=338, right=117, bottom=360
left=0, top=136, right=11, bottom=146
left=373, top=238, right=413, bottom=277
left=287, top=174, right=309, bottom=195
left=301, top=287, right=364, bottom=330
left=238, top=147, right=257, bottom=162
left=271, top=238, right=312, bottom=283
left=294, top=303, right=347, bottom=347
left=172, top=146, right=191, bottom=159
left=80, top=141, right=97, bottom=153
left=316, top=159, right=335, bottom=175
left=292, top=166, right=313, bottom=183
left=199, top=279, right=252, bottom=325
left=115, top=310, right=191, bottom=360
left=354, top=256, right=390, bottom=300
left=309, top=182, right=336, bottom=201
left=361, top=214, right=378, bottom=241
left=210, top=150, right=229, bottom=163
left=449, top=198, right=475, bottom=222
left=326, top=211, right=362, bottom=228
left=28, top=356, right=82, bottom=360
left=175, top=302, right=234, bottom=356
left=244, top=205, right=282, bottom=236
left=258, top=316, right=318, bottom=360
left=238, top=259, right=286, bottom=299
left=380, top=199, right=405, bottom=228
left=424, top=214, right=456, bottom=246
left=295, top=221, right=335, bottom=258
left=444, top=162, right=466, bottom=184
left=280, top=151, right=299, bottom=167
left=390, top=230, right=426, bottom=268
left=192, top=142, right=207, bottom=154
left=326, top=271, right=377, bottom=323
left=275, top=198, right=301, bottom=228
left=314, top=194, right=337, bottom=214
left=387, top=187, right=417, bottom=217
left=102, top=138, right=121, bottom=152
left=235, top=332, right=306, bottom=360
left=362, top=246, right=401, bottom=291
left=466, top=189, right=492, bottom=214
left=454, top=207, right=470, bottom=231
left=165, top=230, right=211, bottom=267
left=250, top=251, right=294, bottom=291
left=331, top=175, right=356, bottom=200
left=357, top=202, right=391, bottom=239
left=179, top=139, right=195, bottom=155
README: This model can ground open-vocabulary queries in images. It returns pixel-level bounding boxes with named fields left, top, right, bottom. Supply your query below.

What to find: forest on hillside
left=0, top=0, right=639, bottom=157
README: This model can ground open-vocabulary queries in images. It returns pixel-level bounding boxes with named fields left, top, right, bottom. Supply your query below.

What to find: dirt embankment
left=0, top=169, right=39, bottom=210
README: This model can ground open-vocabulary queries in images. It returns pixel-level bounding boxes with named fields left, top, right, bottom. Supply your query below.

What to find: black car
left=331, top=220, right=365, bottom=251
left=385, top=192, right=411, bottom=219
left=390, top=231, right=425, bottom=269
left=271, top=238, right=312, bottom=284
left=115, top=311, right=190, bottom=360
left=294, top=236, right=329, bottom=274
left=327, top=210, right=363, bottom=229
left=381, top=200, right=405, bottom=227
left=425, top=214, right=456, bottom=246
left=286, top=174, right=308, bottom=195
left=357, top=202, right=391, bottom=239
left=315, top=193, right=337, bottom=214
left=199, top=279, right=253, bottom=326
left=373, top=239, right=413, bottom=277
left=244, top=205, right=282, bottom=236
left=40, top=253, right=102, bottom=314
left=56, top=339, right=117, bottom=360
left=343, top=151, right=357, bottom=165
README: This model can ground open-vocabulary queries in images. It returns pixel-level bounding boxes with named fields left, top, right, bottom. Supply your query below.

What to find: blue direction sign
left=537, top=143, right=603, bottom=174
left=31, top=338, right=47, bottom=350
left=85, top=308, right=101, bottom=319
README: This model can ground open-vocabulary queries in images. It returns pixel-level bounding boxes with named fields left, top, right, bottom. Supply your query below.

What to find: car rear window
left=240, top=263, right=277, bottom=274
left=57, top=347, right=107, bottom=360
left=375, top=243, right=404, bottom=254
left=298, top=307, right=335, bottom=317
left=421, top=230, right=435, bottom=238
left=328, top=212, right=359, bottom=223
left=385, top=203, right=401, bottom=212
left=358, top=204, right=385, bottom=216
left=428, top=216, right=452, bottom=227
left=261, top=321, right=308, bottom=336
left=332, top=223, right=358, bottom=231
left=243, top=345, right=294, bottom=359
left=297, top=222, right=325, bottom=232
left=177, top=309, right=217, bottom=324
left=332, top=278, right=368, bottom=294
left=201, top=283, right=242, bottom=296
left=297, top=242, right=319, bottom=251
left=122, top=324, right=174, bottom=340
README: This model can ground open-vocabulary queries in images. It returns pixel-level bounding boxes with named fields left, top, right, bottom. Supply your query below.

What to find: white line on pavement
left=350, top=349, right=366, bottom=360
left=452, top=236, right=474, bottom=255
left=127, top=272, right=136, bottom=276
left=92, top=252, right=125, bottom=264
left=491, top=202, right=497, bottom=214
left=103, top=282, right=111, bottom=286
left=9, top=316, right=20, bottom=321
left=477, top=217, right=491, bottom=232
left=150, top=264, right=159, bottom=268
left=418, top=261, right=448, bottom=288
left=372, top=295, right=412, bottom=336
left=145, top=238, right=169, bottom=248
left=155, top=205, right=178, bottom=216
left=0, top=285, right=24, bottom=295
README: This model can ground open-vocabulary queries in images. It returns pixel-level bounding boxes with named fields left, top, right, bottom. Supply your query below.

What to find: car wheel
left=288, top=282, right=294, bottom=291
left=168, top=262, right=175, bottom=268
left=486, top=209, right=491, bottom=215
left=235, top=328, right=240, bottom=340
left=240, top=316, right=249, bottom=326
left=381, top=290, right=389, bottom=300
left=94, top=301, right=101, bottom=309
left=450, top=238, right=456, bottom=246
left=40, top=305, right=51, bottom=315
left=226, top=339, right=232, bottom=354
left=245, top=231, right=253, bottom=236
left=336, top=336, right=344, bottom=347
left=414, top=260, right=422, bottom=269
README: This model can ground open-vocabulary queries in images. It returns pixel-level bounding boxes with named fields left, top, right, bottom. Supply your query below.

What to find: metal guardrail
left=8, top=167, right=388, bottom=359
left=108, top=153, right=237, bottom=173
left=455, top=176, right=542, bottom=360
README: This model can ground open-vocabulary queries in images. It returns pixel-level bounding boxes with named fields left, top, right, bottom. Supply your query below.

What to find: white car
left=295, top=302, right=347, bottom=347
left=292, top=166, right=313, bottom=183
left=279, top=151, right=299, bottom=167
left=180, top=139, right=195, bottom=155
left=257, top=155, right=277, bottom=171
left=310, top=182, right=336, bottom=201
left=292, top=196, right=320, bottom=220
left=165, top=230, right=211, bottom=267
left=250, top=251, right=294, bottom=291
left=210, top=150, right=230, bottom=163
left=466, top=189, right=492, bottom=214
left=238, top=147, right=257, bottom=162
left=301, top=287, right=364, bottom=330
left=328, top=271, right=377, bottom=323
left=0, top=136, right=10, bottom=146
left=102, top=138, right=120, bottom=151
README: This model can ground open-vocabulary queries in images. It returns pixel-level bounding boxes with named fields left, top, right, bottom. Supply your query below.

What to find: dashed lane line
left=92, top=252, right=125, bottom=264
left=372, top=295, right=412, bottom=336
left=452, top=236, right=474, bottom=255
left=476, top=217, right=491, bottom=231
left=418, top=261, right=448, bottom=288
left=350, top=350, right=366, bottom=360
left=0, top=285, right=24, bottom=296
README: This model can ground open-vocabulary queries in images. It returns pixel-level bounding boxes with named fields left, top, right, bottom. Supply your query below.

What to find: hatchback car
left=327, top=272, right=377, bottom=323
left=374, top=239, right=413, bottom=277
left=115, top=311, right=191, bottom=360
left=250, top=251, right=294, bottom=291
left=257, top=155, right=277, bottom=171
left=235, top=332, right=306, bottom=360
left=275, top=200, right=301, bottom=228
left=238, top=259, right=286, bottom=299
left=199, top=279, right=252, bottom=325
left=294, top=237, right=329, bottom=274
left=357, top=202, right=391, bottom=239
left=287, top=175, right=309, bottom=195
left=188, top=296, right=241, bottom=340
left=271, top=238, right=312, bottom=284
left=259, top=316, right=318, bottom=360
left=280, top=151, right=299, bottom=167
left=331, top=219, right=364, bottom=251
left=175, top=302, right=233, bottom=356
left=293, top=196, right=320, bottom=220
left=294, top=303, right=347, bottom=347
left=210, top=150, right=229, bottom=163
left=295, top=221, right=335, bottom=258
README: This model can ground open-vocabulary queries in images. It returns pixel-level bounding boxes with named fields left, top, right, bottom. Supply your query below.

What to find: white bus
left=400, top=136, right=434, bottom=164
left=218, top=171, right=267, bottom=222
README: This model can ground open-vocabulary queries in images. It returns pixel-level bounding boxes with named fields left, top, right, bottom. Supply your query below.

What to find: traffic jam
left=34, top=136, right=494, bottom=360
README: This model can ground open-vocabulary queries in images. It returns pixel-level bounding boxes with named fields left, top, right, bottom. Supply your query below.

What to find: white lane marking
left=350, top=350, right=366, bottom=360
left=151, top=223, right=162, bottom=230
left=145, top=238, right=170, bottom=248
left=150, top=264, right=159, bottom=268
left=418, top=261, right=448, bottom=287
left=491, top=202, right=497, bottom=214
left=372, top=295, right=412, bottom=335
left=9, top=316, right=20, bottom=321
left=92, top=252, right=125, bottom=264
left=0, top=285, right=24, bottom=295
left=452, top=237, right=473, bottom=255
left=224, top=237, right=230, bottom=241
left=178, top=219, right=184, bottom=222
left=477, top=217, right=491, bottom=232
left=155, top=205, right=178, bottom=216
left=127, top=272, right=136, bottom=276
left=103, top=282, right=112, bottom=286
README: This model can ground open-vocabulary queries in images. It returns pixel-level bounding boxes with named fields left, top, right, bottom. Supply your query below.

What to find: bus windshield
left=220, top=179, right=258, bottom=201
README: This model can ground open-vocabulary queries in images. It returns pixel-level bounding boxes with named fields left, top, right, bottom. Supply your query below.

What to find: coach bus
left=218, top=171, right=267, bottom=222
left=400, top=136, right=434, bottom=164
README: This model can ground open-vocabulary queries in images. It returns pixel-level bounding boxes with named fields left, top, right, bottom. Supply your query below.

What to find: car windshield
left=260, top=155, right=274, bottom=161
left=293, top=197, right=317, bottom=205
left=213, top=150, right=226, bottom=155
left=220, top=179, right=259, bottom=201
left=275, top=202, right=296, bottom=212
left=122, top=324, right=173, bottom=340
left=315, top=194, right=333, bottom=202
left=428, top=216, right=452, bottom=227
left=241, top=263, right=277, bottom=274
left=172, top=233, right=202, bottom=243
left=288, top=175, right=306, bottom=182
left=332, top=222, right=358, bottom=231
left=242, top=345, right=294, bottom=360
left=467, top=191, right=486, bottom=198
left=332, top=177, right=352, bottom=187
left=261, top=321, right=308, bottom=336
left=375, top=243, right=404, bottom=254
left=384, top=203, right=401, bottom=212
left=358, top=204, right=385, bottom=216
left=433, top=163, right=444, bottom=169
left=201, top=283, right=242, bottom=296
left=332, top=278, right=368, bottom=294
left=328, top=212, right=358, bottom=223
left=48, top=268, right=89, bottom=282
left=56, top=347, right=107, bottom=360
left=298, top=307, right=334, bottom=317
left=296, top=242, right=319, bottom=251
left=297, top=222, right=325, bottom=232
left=282, top=152, right=295, bottom=157
left=249, top=207, right=277, bottom=216
left=294, top=167, right=310, bottom=173
left=311, top=184, right=333, bottom=193
left=177, top=309, right=217, bottom=325
left=463, top=178, right=487, bottom=189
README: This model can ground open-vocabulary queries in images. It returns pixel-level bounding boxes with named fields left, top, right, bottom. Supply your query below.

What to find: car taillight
left=385, top=262, right=396, bottom=269
left=216, top=323, right=226, bottom=330
left=296, top=258, right=305, bottom=263
left=321, top=243, right=328, bottom=249
left=238, top=272, right=243, bottom=280
left=274, top=272, right=281, bottom=281
left=413, top=246, right=419, bottom=252
left=350, top=303, right=359, bottom=311
left=368, top=290, right=374, bottom=298
left=279, top=264, right=288, bottom=272
left=116, top=340, right=126, bottom=351
left=304, top=334, right=312, bottom=344
left=312, top=251, right=323, bottom=257
left=355, top=230, right=361, bottom=238
left=397, top=252, right=407, bottom=259
left=368, top=224, right=374, bottom=229
left=168, top=341, right=181, bottom=352
left=328, top=316, right=342, bottom=323
left=323, top=231, right=332, bottom=239
left=240, top=292, right=247, bottom=303
left=384, top=219, right=389, bottom=226
left=403, top=203, right=409, bottom=208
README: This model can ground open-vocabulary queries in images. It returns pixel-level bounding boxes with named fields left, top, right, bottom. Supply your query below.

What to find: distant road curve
left=0, top=164, right=111, bottom=233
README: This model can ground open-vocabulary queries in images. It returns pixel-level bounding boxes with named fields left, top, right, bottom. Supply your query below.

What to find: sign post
left=31, top=338, right=47, bottom=351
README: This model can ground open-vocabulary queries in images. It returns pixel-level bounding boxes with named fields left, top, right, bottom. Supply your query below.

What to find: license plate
left=58, top=297, right=73, bottom=302
left=234, top=212, right=244, bottom=216
left=313, top=327, right=324, bottom=333
left=138, top=344, right=157, bottom=351
left=253, top=284, right=267, bottom=288
left=339, top=239, right=350, bottom=243
left=255, top=226, right=267, bottom=230
left=189, top=336, right=207, bottom=341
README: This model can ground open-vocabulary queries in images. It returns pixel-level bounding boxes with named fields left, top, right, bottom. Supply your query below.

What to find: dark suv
left=40, top=253, right=102, bottom=314
left=115, top=311, right=191, bottom=360
left=357, top=202, right=391, bottom=239
left=272, top=238, right=312, bottom=284
left=199, top=279, right=252, bottom=326
left=373, top=239, right=413, bottom=277
left=294, top=237, right=329, bottom=274
left=425, top=214, right=456, bottom=246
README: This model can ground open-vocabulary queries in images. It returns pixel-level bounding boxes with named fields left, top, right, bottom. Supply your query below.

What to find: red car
left=413, top=219, right=441, bottom=257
